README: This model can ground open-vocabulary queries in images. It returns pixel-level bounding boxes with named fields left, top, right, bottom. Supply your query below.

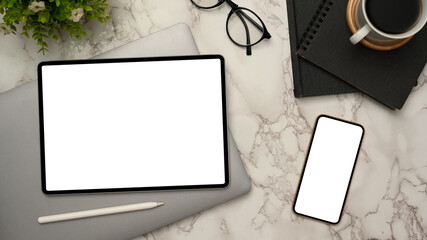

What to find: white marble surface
left=1, top=0, right=427, bottom=239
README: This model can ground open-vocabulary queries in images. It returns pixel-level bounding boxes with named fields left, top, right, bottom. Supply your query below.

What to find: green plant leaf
left=7, top=8, right=22, bottom=22
left=38, top=11, right=50, bottom=24
left=19, top=15, right=27, bottom=23
left=22, top=9, right=32, bottom=16
left=21, top=32, right=30, bottom=38
left=8, top=1, right=15, bottom=8
left=37, top=47, right=48, bottom=55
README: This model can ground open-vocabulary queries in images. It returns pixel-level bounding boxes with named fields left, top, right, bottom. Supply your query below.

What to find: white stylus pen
left=38, top=201, right=164, bottom=224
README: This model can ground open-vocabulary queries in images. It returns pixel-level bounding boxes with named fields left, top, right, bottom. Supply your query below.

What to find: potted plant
left=0, top=0, right=111, bottom=54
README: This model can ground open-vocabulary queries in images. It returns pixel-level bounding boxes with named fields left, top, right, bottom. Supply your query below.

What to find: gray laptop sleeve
left=0, top=23, right=251, bottom=240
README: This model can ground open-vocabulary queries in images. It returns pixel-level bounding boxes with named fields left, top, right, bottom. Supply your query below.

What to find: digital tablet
left=38, top=55, right=229, bottom=194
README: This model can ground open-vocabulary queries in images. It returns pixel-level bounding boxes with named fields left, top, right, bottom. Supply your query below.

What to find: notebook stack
left=287, top=0, right=427, bottom=109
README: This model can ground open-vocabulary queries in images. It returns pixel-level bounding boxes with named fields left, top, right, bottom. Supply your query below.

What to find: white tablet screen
left=39, top=56, right=228, bottom=194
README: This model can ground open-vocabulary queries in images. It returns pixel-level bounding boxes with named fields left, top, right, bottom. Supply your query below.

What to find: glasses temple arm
left=235, top=9, right=263, bottom=32
left=235, top=11, right=252, bottom=55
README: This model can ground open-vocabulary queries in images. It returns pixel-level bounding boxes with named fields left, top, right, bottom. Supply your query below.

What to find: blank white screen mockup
left=41, top=58, right=226, bottom=191
left=294, top=116, right=363, bottom=223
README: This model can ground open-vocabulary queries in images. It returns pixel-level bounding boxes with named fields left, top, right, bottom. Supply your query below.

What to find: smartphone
left=293, top=115, right=364, bottom=224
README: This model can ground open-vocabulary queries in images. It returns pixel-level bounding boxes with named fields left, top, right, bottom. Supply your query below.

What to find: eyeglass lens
left=227, top=9, right=265, bottom=46
left=191, top=0, right=222, bottom=8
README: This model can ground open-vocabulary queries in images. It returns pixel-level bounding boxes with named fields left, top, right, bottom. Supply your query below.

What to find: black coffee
left=366, top=0, right=421, bottom=34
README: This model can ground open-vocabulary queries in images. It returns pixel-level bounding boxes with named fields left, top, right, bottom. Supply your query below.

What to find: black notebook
left=286, top=0, right=359, bottom=97
left=297, top=0, right=427, bottom=109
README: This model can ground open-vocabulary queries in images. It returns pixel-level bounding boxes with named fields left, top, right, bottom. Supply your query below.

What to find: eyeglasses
left=190, top=0, right=271, bottom=55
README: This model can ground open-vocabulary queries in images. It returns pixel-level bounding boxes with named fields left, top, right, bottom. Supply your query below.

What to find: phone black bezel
left=38, top=55, right=229, bottom=194
left=293, top=114, right=365, bottom=224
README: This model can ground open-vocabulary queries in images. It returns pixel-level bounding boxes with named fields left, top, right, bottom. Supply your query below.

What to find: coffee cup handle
left=350, top=24, right=372, bottom=44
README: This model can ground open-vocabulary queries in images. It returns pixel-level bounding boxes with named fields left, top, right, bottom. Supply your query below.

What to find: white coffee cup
left=350, top=0, right=427, bottom=45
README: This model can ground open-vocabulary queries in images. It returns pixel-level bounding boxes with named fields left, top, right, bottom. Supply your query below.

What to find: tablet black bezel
left=38, top=55, right=229, bottom=194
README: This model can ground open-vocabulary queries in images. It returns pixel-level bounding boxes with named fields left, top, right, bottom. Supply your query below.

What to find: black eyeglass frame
left=190, top=0, right=271, bottom=55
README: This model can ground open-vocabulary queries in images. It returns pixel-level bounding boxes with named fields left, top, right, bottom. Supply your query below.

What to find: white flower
left=101, top=6, right=110, bottom=18
left=28, top=1, right=46, bottom=13
left=70, top=8, right=84, bottom=22
left=0, top=23, right=11, bottom=35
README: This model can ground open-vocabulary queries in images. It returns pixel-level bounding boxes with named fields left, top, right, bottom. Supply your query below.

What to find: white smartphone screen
left=293, top=115, right=364, bottom=224
left=38, top=55, right=228, bottom=194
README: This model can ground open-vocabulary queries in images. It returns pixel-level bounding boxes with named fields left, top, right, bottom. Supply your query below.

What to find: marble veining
left=1, top=0, right=426, bottom=239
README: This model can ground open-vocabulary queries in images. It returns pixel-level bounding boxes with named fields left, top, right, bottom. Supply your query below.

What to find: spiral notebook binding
left=298, top=0, right=334, bottom=52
